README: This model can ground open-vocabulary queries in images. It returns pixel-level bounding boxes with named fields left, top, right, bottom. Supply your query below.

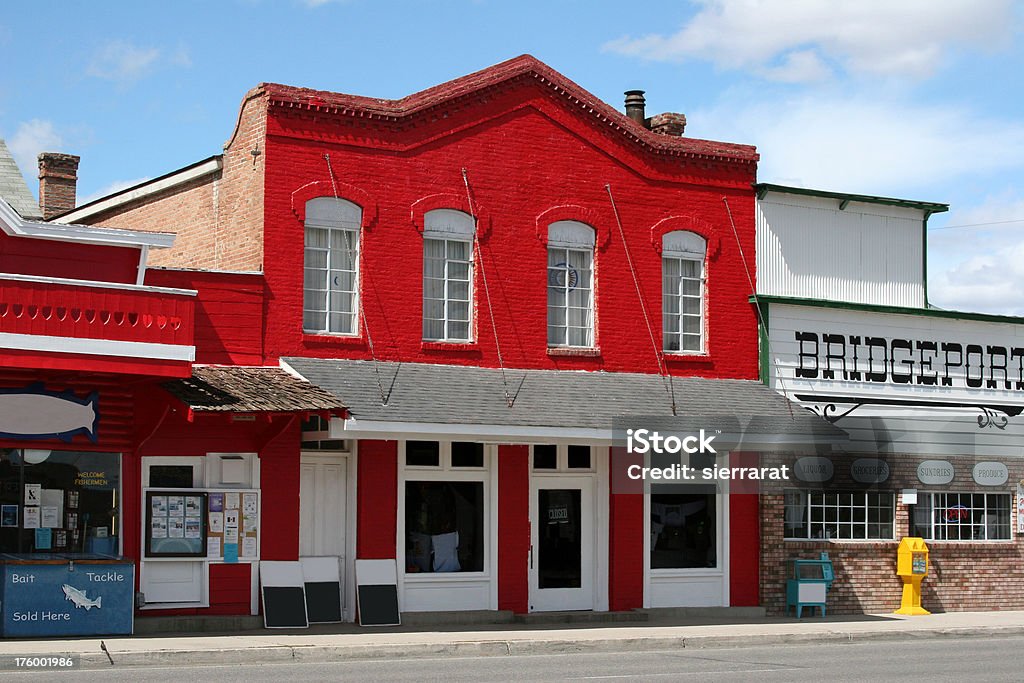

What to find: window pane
left=451, top=442, right=484, bottom=468
left=423, top=319, right=444, bottom=341
left=448, top=262, right=470, bottom=281
left=680, top=259, right=701, bottom=278
left=304, top=310, right=326, bottom=331
left=405, top=481, right=483, bottom=572
left=447, top=240, right=470, bottom=261
left=548, top=325, right=565, bottom=346
left=533, top=445, right=557, bottom=469
left=651, top=491, right=716, bottom=568
left=406, top=441, right=440, bottom=467
left=424, top=239, right=445, bottom=259
left=448, top=321, right=470, bottom=341
left=567, top=445, right=591, bottom=469
left=305, top=227, right=328, bottom=248
left=424, top=277, right=445, bottom=299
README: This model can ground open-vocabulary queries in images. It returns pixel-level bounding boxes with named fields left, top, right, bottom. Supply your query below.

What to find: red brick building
left=57, top=56, right=830, bottom=620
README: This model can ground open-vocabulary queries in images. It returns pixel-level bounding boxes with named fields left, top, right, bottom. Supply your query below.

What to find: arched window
left=423, top=209, right=475, bottom=342
left=303, top=197, right=361, bottom=335
left=547, top=221, right=595, bottom=348
left=662, top=230, right=706, bottom=352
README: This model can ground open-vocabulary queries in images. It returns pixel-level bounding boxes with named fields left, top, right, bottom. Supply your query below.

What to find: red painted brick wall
left=729, top=451, right=761, bottom=606
left=356, top=439, right=398, bottom=559
left=497, top=445, right=529, bottom=613
left=609, top=486, right=644, bottom=610
left=260, top=80, right=758, bottom=378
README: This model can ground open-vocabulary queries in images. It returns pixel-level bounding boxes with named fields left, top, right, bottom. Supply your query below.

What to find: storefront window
left=0, top=449, right=120, bottom=555
left=784, top=489, right=894, bottom=540
left=650, top=492, right=716, bottom=568
left=912, top=492, right=1011, bottom=541
left=405, top=481, right=483, bottom=572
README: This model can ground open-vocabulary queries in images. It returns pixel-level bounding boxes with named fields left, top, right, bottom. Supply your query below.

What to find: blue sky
left=2, top=1, right=1023, bottom=314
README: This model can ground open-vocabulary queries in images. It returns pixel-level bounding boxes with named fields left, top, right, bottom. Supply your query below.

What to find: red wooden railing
left=0, top=275, right=195, bottom=349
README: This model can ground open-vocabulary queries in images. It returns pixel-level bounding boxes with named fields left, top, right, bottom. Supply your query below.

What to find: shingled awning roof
left=282, top=358, right=843, bottom=446
left=163, top=366, right=347, bottom=416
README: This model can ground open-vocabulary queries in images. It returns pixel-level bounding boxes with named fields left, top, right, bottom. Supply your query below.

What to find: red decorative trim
left=410, top=193, right=490, bottom=239
left=649, top=215, right=721, bottom=259
left=534, top=205, right=610, bottom=249
left=290, top=180, right=376, bottom=230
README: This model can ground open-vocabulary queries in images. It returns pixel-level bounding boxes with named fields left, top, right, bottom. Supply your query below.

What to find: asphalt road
left=2, top=635, right=1022, bottom=681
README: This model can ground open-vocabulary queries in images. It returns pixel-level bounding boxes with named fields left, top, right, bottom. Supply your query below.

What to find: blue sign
left=1, top=563, right=134, bottom=637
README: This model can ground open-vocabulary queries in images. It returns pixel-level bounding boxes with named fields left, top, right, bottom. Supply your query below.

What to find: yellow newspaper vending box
left=894, top=537, right=930, bottom=615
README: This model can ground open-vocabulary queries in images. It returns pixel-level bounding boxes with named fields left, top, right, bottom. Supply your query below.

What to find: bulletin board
left=141, top=488, right=259, bottom=563
left=204, top=489, right=260, bottom=563
left=145, top=491, right=208, bottom=558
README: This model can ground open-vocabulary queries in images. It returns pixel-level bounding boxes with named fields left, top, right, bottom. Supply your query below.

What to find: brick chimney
left=649, top=112, right=687, bottom=137
left=38, top=152, right=80, bottom=219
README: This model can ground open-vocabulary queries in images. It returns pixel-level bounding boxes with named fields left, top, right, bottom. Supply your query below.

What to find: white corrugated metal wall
left=756, top=193, right=926, bottom=307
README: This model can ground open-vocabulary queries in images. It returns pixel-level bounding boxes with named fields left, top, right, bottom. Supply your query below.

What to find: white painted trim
left=341, top=418, right=613, bottom=443
left=332, top=417, right=831, bottom=447
left=0, top=332, right=195, bottom=362
left=56, top=157, right=223, bottom=225
left=1, top=196, right=174, bottom=248
left=0, top=272, right=197, bottom=296
left=136, top=245, right=149, bottom=286
left=396, top=440, right=497, bottom=612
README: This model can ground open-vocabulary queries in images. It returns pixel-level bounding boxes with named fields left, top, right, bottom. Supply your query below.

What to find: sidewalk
left=2, top=610, right=1024, bottom=670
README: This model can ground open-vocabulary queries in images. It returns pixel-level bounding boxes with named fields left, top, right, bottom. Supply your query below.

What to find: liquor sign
left=0, top=563, right=134, bottom=637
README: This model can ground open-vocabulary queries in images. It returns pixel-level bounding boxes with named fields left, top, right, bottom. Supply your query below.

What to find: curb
left=25, top=625, right=1024, bottom=670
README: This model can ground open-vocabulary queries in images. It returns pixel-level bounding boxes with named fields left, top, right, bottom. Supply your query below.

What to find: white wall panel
left=757, top=194, right=925, bottom=307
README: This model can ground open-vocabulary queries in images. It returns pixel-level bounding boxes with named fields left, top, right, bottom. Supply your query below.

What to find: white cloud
left=79, top=177, right=151, bottom=206
left=690, top=94, right=1024, bottom=196
left=604, top=0, right=1013, bottom=82
left=87, top=40, right=161, bottom=83
left=8, top=119, right=63, bottom=180
left=927, top=194, right=1024, bottom=315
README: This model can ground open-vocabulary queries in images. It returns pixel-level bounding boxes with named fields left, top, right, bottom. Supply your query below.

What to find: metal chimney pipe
left=624, top=90, right=647, bottom=127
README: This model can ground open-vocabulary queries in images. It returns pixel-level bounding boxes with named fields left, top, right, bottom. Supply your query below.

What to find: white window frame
left=913, top=491, right=1013, bottom=542
left=662, top=231, right=706, bottom=354
left=530, top=444, right=596, bottom=472
left=423, top=209, right=475, bottom=342
left=303, top=197, right=361, bottom=336
left=784, top=489, right=896, bottom=541
left=547, top=221, right=595, bottom=348
left=398, top=441, right=495, bottom=583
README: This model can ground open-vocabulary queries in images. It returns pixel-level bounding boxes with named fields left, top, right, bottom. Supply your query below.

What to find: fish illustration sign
left=0, top=563, right=132, bottom=637
left=0, top=384, right=100, bottom=442
left=62, top=584, right=102, bottom=610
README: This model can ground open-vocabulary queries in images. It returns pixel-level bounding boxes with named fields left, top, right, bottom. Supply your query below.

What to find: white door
left=299, top=454, right=347, bottom=557
left=299, top=454, right=348, bottom=619
left=529, top=475, right=595, bottom=611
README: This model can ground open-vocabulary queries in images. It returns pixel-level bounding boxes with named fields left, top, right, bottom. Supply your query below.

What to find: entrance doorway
left=529, top=475, right=595, bottom=611
left=299, top=453, right=349, bottom=616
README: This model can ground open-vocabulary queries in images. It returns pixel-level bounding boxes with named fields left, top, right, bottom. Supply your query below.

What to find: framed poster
left=145, top=490, right=208, bottom=557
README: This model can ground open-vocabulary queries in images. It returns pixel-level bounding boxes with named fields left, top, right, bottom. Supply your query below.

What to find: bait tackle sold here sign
left=0, top=563, right=133, bottom=637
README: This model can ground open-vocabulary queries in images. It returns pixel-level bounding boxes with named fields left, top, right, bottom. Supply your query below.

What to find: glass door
left=529, top=476, right=594, bottom=611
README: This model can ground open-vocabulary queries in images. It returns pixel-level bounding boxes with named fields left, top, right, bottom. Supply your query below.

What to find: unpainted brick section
left=760, top=453, right=1024, bottom=615
left=78, top=93, right=267, bottom=272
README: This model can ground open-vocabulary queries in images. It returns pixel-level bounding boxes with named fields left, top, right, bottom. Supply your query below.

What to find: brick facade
left=80, top=90, right=267, bottom=271
left=760, top=452, right=1024, bottom=615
